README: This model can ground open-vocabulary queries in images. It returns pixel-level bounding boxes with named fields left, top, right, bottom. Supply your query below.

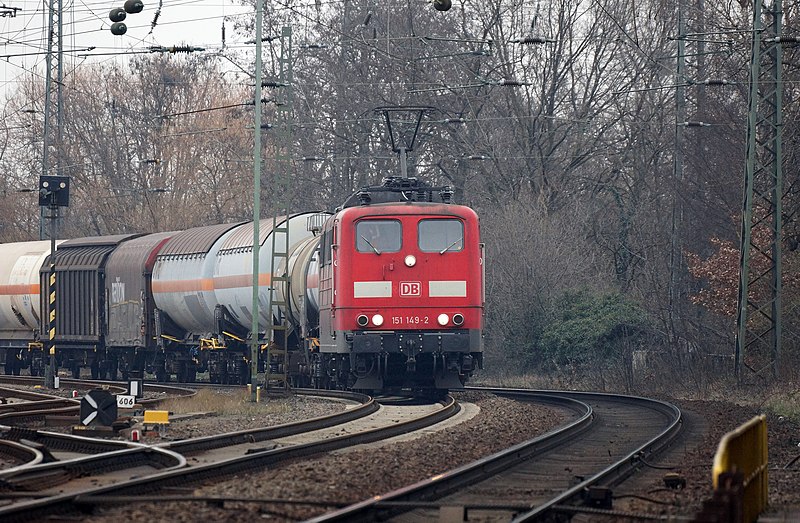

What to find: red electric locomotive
left=314, top=177, right=483, bottom=393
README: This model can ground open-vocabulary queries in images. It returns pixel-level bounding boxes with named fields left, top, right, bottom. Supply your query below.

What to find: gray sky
left=0, top=0, right=251, bottom=101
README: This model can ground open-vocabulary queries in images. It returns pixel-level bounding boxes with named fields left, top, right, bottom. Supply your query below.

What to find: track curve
left=310, top=388, right=682, bottom=522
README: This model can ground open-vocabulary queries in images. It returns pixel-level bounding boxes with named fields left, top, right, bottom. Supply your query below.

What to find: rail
left=310, top=387, right=683, bottom=522
left=0, top=376, right=195, bottom=425
left=0, top=394, right=458, bottom=521
left=308, top=391, right=593, bottom=522
left=513, top=390, right=683, bottom=521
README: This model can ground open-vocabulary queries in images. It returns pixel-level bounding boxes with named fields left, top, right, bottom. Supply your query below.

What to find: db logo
left=400, top=282, right=421, bottom=297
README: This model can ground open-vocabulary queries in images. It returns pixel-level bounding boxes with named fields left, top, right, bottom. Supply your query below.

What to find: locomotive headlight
left=452, top=313, right=464, bottom=326
left=356, top=314, right=369, bottom=327
left=372, top=314, right=384, bottom=327
left=404, top=254, right=416, bottom=267
left=437, top=313, right=450, bottom=326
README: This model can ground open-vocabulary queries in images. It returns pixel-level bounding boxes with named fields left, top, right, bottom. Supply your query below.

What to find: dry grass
left=157, top=388, right=292, bottom=416
left=473, top=372, right=564, bottom=391
left=759, top=387, right=800, bottom=421
left=480, top=366, right=800, bottom=424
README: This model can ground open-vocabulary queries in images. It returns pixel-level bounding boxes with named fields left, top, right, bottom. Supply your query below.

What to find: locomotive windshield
left=356, top=220, right=402, bottom=253
left=418, top=219, right=464, bottom=253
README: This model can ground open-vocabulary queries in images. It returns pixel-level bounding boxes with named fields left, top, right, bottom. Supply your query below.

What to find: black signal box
left=80, top=389, right=118, bottom=426
left=38, top=175, right=70, bottom=207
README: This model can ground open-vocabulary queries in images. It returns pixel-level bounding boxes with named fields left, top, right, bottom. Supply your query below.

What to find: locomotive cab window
left=419, top=219, right=464, bottom=253
left=356, top=220, right=401, bottom=254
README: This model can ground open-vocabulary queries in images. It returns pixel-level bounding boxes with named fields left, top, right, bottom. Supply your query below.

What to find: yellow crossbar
left=143, top=410, right=170, bottom=425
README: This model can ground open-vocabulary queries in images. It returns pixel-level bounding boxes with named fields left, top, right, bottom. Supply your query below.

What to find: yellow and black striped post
left=46, top=268, right=56, bottom=388
left=44, top=262, right=56, bottom=387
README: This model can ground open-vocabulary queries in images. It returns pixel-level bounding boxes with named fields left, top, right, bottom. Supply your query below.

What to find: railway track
left=0, top=382, right=683, bottom=521
left=0, top=440, right=44, bottom=472
left=0, top=385, right=83, bottom=425
left=0, top=429, right=185, bottom=493
left=310, top=387, right=682, bottom=522
left=0, top=391, right=459, bottom=521
left=0, top=376, right=195, bottom=425
left=0, top=389, right=373, bottom=509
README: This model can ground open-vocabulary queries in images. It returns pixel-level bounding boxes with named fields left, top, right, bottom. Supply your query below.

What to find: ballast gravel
left=28, top=391, right=800, bottom=522
left=83, top=392, right=567, bottom=522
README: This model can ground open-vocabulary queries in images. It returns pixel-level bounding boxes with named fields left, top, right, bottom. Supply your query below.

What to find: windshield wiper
left=361, top=235, right=381, bottom=254
left=439, top=238, right=462, bottom=254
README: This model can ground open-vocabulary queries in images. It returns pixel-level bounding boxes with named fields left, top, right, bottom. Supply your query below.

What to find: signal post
left=39, top=175, right=70, bottom=388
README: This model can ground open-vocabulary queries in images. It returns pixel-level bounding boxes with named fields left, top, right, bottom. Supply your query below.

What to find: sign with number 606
left=116, top=394, right=136, bottom=409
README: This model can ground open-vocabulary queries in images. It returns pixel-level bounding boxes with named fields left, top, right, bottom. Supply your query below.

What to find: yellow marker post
left=143, top=410, right=170, bottom=431
left=712, top=415, right=768, bottom=523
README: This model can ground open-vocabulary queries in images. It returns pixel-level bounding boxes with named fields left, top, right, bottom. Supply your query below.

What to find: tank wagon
left=150, top=222, right=244, bottom=382
left=150, top=215, right=320, bottom=384
left=0, top=241, right=62, bottom=374
left=0, top=177, right=484, bottom=393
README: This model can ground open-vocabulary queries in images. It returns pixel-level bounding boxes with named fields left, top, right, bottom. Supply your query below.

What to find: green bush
left=540, top=289, right=649, bottom=367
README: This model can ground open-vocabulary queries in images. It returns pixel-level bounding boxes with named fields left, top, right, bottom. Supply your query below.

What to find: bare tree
left=3, top=55, right=254, bottom=237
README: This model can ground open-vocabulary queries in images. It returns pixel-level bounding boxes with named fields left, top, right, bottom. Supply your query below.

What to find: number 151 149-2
left=391, top=316, right=429, bottom=325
